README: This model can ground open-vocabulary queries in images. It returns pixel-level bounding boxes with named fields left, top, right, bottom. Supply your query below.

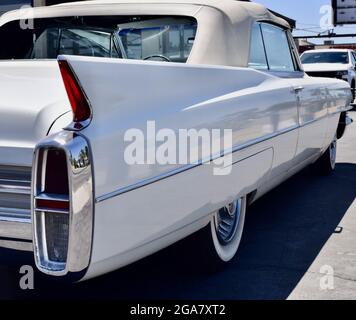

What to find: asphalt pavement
left=0, top=112, right=355, bottom=300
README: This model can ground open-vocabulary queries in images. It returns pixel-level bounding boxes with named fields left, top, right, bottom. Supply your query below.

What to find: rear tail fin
left=58, top=58, right=92, bottom=130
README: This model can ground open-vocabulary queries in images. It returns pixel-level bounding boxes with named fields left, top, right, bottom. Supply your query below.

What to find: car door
left=292, top=76, right=329, bottom=165
left=260, top=23, right=328, bottom=167
left=350, top=51, right=356, bottom=101
left=249, top=22, right=300, bottom=181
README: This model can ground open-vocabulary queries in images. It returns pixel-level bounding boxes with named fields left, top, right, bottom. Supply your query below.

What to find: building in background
left=297, top=39, right=316, bottom=54
left=297, top=38, right=356, bottom=54
left=315, top=42, right=356, bottom=51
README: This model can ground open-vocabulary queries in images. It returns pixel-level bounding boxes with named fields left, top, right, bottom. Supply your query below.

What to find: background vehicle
left=301, top=49, right=356, bottom=102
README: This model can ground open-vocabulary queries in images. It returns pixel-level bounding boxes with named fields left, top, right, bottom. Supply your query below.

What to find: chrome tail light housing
left=32, top=131, right=93, bottom=278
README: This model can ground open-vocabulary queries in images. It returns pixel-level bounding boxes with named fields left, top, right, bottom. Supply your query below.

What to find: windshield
left=0, top=16, right=197, bottom=63
left=301, top=52, right=349, bottom=64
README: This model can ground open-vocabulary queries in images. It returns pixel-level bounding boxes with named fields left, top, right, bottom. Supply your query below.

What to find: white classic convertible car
left=0, top=0, right=352, bottom=281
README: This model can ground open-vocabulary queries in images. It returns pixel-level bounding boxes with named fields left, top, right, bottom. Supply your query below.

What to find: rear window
left=301, top=52, right=349, bottom=64
left=0, top=15, right=197, bottom=63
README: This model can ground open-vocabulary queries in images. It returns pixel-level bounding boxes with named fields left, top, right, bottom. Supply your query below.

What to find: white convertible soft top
left=0, top=0, right=289, bottom=29
left=0, top=0, right=290, bottom=67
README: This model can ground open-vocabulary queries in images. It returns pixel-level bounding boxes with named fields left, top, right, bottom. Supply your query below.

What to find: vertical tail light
left=58, top=59, right=91, bottom=128
left=32, top=132, right=94, bottom=278
left=33, top=149, right=70, bottom=270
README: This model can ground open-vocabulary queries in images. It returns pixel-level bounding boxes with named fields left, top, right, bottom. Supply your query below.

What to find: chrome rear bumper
left=0, top=212, right=32, bottom=241
left=0, top=166, right=32, bottom=241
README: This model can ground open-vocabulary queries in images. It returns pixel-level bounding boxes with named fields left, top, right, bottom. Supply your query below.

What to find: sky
left=257, top=0, right=356, bottom=44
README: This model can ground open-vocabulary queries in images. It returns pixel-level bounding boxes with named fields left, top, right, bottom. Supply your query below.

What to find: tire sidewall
left=210, top=196, right=247, bottom=262
left=329, top=137, right=337, bottom=171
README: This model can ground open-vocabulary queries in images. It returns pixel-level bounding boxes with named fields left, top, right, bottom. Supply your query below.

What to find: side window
left=58, top=29, right=112, bottom=57
left=261, top=23, right=295, bottom=72
left=248, top=23, right=268, bottom=70
left=287, top=31, right=302, bottom=71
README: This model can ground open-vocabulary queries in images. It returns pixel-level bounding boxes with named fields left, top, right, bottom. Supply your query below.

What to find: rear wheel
left=313, top=137, right=337, bottom=175
left=196, top=196, right=247, bottom=271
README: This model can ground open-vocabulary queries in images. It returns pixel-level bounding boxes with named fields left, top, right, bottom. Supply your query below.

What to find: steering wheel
left=143, top=54, right=171, bottom=62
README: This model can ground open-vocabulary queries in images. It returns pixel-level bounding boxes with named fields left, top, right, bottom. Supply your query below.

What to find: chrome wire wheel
left=210, top=196, right=247, bottom=262
left=329, top=137, right=337, bottom=170
left=215, top=199, right=241, bottom=245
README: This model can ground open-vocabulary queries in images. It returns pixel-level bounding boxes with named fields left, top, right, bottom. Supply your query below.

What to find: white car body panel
left=0, top=0, right=352, bottom=280
left=66, top=56, right=299, bottom=197
left=87, top=147, right=274, bottom=279
left=0, top=61, right=70, bottom=166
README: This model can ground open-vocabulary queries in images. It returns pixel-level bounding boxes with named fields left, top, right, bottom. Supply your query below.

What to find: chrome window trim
left=32, top=131, right=94, bottom=278
left=266, top=70, right=305, bottom=79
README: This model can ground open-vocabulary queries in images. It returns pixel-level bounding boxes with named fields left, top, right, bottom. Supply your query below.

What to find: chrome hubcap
left=215, top=199, right=242, bottom=245
left=330, top=138, right=337, bottom=169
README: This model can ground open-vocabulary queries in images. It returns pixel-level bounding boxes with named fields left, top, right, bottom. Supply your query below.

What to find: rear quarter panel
left=62, top=56, right=300, bottom=276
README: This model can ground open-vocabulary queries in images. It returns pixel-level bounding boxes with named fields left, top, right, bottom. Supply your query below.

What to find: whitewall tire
left=195, top=196, right=247, bottom=271
left=314, top=137, right=337, bottom=175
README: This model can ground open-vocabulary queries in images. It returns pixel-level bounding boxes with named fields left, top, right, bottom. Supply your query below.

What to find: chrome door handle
left=293, top=86, right=304, bottom=93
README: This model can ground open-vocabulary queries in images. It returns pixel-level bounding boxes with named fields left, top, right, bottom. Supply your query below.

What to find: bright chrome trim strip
left=0, top=183, right=31, bottom=195
left=0, top=208, right=32, bottom=241
left=0, top=178, right=31, bottom=184
left=0, top=165, right=33, bottom=240
left=35, top=193, right=69, bottom=202
left=0, top=207, right=31, bottom=222
left=34, top=208, right=69, bottom=215
left=96, top=108, right=347, bottom=204
left=299, top=114, right=328, bottom=128
left=0, top=223, right=32, bottom=241
left=96, top=124, right=298, bottom=203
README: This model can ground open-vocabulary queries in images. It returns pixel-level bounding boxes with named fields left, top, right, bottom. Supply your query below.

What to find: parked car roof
left=302, top=49, right=354, bottom=54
